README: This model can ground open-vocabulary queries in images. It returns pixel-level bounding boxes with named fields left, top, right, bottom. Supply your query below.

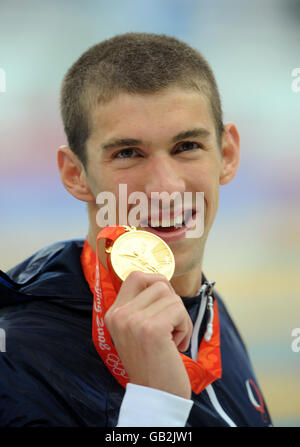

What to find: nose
left=143, top=154, right=186, bottom=199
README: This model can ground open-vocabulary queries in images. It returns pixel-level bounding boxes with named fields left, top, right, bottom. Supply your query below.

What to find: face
left=84, top=87, right=232, bottom=293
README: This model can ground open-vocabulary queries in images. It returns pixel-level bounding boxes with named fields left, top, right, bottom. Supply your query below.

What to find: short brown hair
left=60, top=32, right=224, bottom=166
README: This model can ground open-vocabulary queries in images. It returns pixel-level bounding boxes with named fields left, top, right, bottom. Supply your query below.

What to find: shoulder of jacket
left=6, top=239, right=85, bottom=285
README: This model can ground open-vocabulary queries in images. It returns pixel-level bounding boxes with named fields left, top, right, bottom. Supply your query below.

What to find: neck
left=170, top=266, right=203, bottom=298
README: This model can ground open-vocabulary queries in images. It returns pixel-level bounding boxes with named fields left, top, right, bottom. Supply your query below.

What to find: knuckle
left=140, top=318, right=160, bottom=341
left=126, top=312, right=141, bottom=331
left=105, top=306, right=126, bottom=330
left=104, top=309, right=112, bottom=327
left=167, top=293, right=183, bottom=308
left=155, top=280, right=170, bottom=295
left=154, top=273, right=169, bottom=282
left=126, top=270, right=144, bottom=283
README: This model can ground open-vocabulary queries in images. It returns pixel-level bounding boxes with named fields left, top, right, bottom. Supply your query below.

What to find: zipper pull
left=203, top=281, right=215, bottom=342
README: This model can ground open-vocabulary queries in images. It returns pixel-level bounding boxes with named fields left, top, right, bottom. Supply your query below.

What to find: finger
left=123, top=279, right=177, bottom=313
left=129, top=296, right=192, bottom=347
left=173, top=320, right=193, bottom=352
left=116, top=270, right=174, bottom=306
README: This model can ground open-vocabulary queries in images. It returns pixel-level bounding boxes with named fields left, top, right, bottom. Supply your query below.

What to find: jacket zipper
left=190, top=281, right=237, bottom=427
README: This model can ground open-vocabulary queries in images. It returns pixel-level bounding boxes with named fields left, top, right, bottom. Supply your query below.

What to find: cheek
left=88, top=164, right=120, bottom=196
left=205, top=180, right=220, bottom=232
left=193, top=168, right=220, bottom=222
left=92, top=170, right=143, bottom=213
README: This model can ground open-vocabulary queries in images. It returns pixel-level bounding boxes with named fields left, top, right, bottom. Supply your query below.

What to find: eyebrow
left=172, top=127, right=211, bottom=143
left=102, top=138, right=142, bottom=151
left=101, top=127, right=211, bottom=151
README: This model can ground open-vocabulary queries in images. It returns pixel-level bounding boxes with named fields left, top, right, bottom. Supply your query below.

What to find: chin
left=172, top=246, right=202, bottom=277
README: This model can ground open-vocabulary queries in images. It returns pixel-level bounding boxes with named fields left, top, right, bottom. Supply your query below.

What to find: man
left=0, top=33, right=272, bottom=426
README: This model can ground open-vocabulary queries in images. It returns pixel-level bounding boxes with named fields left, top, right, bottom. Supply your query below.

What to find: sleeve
left=117, top=383, right=194, bottom=427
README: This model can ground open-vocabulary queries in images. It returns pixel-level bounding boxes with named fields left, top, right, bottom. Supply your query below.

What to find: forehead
left=88, top=87, right=215, bottom=145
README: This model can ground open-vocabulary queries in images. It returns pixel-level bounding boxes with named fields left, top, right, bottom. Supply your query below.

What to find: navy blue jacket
left=0, top=240, right=272, bottom=426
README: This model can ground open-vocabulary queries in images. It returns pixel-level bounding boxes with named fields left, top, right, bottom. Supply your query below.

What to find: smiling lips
left=140, top=209, right=197, bottom=242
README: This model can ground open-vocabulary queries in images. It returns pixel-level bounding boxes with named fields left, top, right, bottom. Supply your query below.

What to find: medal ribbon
left=81, top=226, right=222, bottom=394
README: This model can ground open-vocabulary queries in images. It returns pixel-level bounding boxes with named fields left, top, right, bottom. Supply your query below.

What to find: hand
left=104, top=271, right=193, bottom=399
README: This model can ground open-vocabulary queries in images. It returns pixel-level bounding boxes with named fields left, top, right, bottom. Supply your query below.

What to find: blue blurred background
left=0, top=0, right=299, bottom=426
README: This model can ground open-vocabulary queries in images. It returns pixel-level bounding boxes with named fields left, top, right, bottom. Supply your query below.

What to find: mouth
left=140, top=209, right=197, bottom=242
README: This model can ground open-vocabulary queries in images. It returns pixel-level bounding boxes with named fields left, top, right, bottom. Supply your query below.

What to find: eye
left=174, top=141, right=202, bottom=153
left=114, top=148, right=141, bottom=159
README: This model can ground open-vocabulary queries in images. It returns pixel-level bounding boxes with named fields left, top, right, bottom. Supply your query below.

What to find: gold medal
left=107, top=227, right=175, bottom=282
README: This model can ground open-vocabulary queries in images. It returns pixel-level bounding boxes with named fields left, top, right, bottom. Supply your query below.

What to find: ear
left=219, top=123, right=240, bottom=186
left=57, top=145, right=95, bottom=202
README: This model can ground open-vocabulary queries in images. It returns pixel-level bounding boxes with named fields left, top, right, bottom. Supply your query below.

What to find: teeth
left=161, top=218, right=174, bottom=227
left=147, top=211, right=194, bottom=227
left=174, top=214, right=184, bottom=227
left=150, top=215, right=184, bottom=227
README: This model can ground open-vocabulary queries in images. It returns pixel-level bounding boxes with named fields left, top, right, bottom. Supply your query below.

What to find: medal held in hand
left=81, top=225, right=222, bottom=394
left=106, top=226, right=175, bottom=284
left=84, top=225, right=176, bottom=388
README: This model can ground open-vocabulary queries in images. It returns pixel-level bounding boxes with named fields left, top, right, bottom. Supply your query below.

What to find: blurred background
left=0, top=0, right=299, bottom=426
